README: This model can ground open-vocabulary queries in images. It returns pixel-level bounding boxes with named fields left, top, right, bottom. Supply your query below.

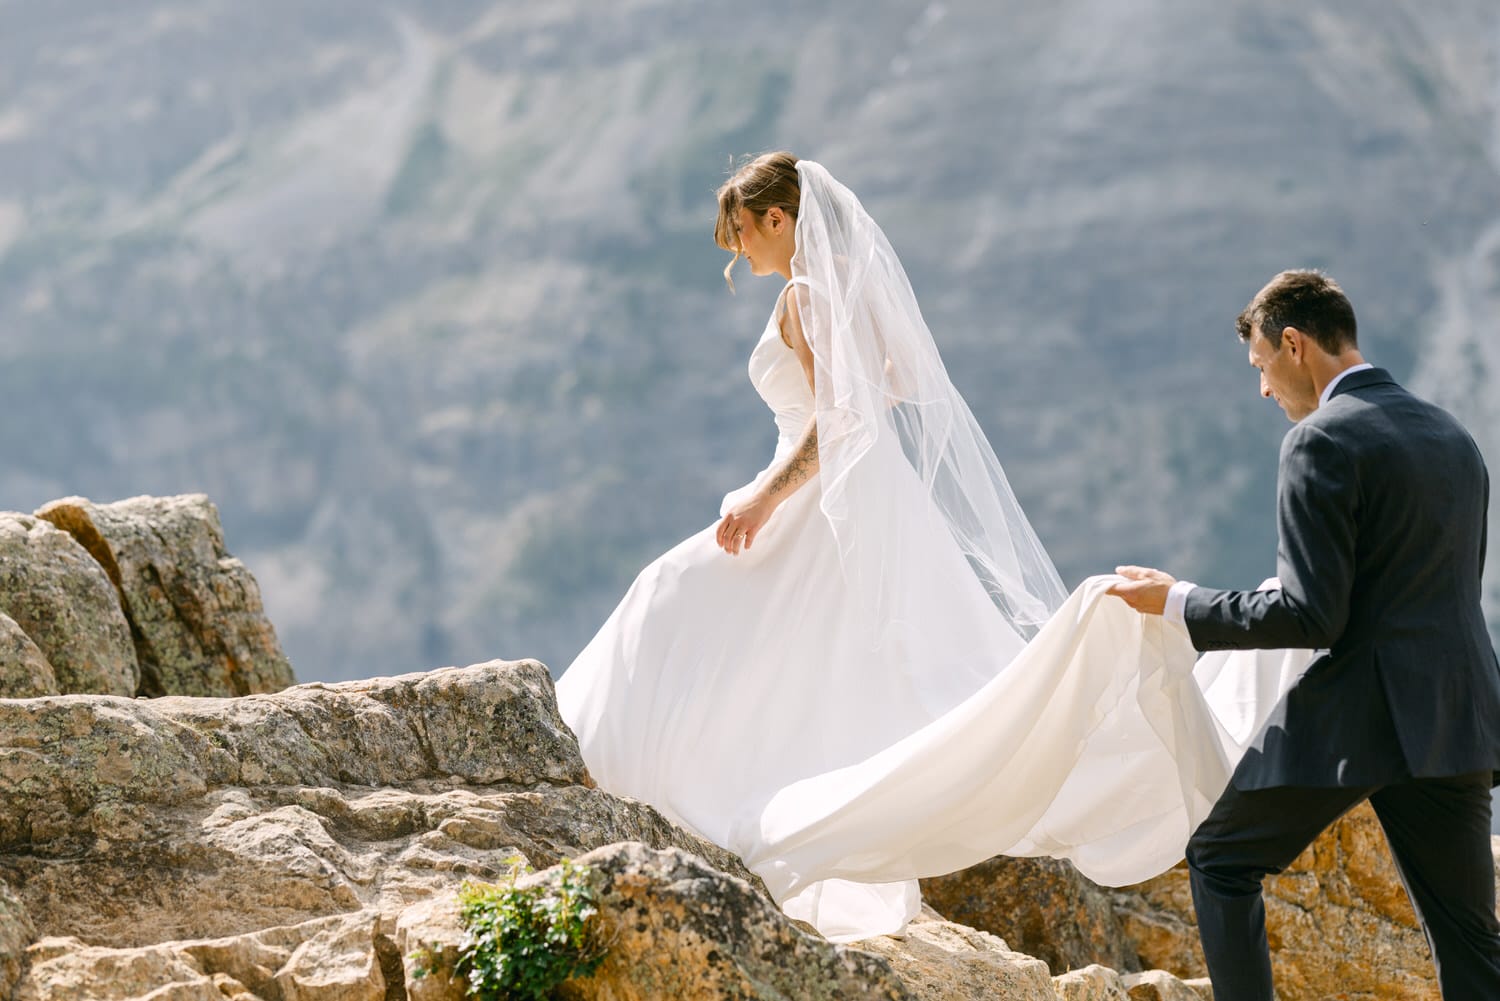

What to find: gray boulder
left=38, top=495, right=294, bottom=697
left=0, top=613, right=57, bottom=699
left=1, top=661, right=761, bottom=978
left=0, top=513, right=136, bottom=697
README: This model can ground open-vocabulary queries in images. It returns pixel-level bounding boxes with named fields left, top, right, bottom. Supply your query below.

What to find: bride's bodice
left=748, top=293, right=814, bottom=444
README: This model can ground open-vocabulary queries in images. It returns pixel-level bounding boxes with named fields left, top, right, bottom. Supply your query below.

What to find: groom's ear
left=1281, top=326, right=1304, bottom=361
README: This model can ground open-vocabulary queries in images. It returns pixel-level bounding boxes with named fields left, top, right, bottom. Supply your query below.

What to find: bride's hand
left=716, top=494, right=776, bottom=556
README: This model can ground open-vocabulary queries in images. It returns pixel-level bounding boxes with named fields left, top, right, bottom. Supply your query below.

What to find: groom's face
left=1248, top=324, right=1318, bottom=423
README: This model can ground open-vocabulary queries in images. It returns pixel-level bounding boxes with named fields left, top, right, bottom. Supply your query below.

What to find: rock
left=401, top=843, right=914, bottom=1001
left=1182, top=978, right=1213, bottom=1000
left=1054, top=966, right=1210, bottom=1001
left=14, top=912, right=389, bottom=1001
left=268, top=911, right=390, bottom=1001
left=7, top=622, right=1438, bottom=1001
left=552, top=843, right=912, bottom=1000
left=855, top=913, right=1057, bottom=1000
left=921, top=855, right=1140, bottom=974
left=0, top=880, right=34, bottom=1001
left=0, top=660, right=583, bottom=856
left=0, top=612, right=57, bottom=698
left=0, top=661, right=760, bottom=949
left=1120, top=969, right=1209, bottom=1001
left=1108, top=877, right=1200, bottom=979
left=1054, top=963, right=1129, bottom=1001
left=17, top=935, right=221, bottom=1001
left=37, top=495, right=294, bottom=697
left=393, top=898, right=467, bottom=1001
left=0, top=513, right=136, bottom=696
left=1114, top=802, right=1440, bottom=1000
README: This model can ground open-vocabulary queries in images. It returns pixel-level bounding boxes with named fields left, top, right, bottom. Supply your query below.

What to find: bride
left=556, top=152, right=1313, bottom=942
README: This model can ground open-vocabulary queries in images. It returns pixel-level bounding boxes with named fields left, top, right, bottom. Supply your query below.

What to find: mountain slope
left=1, top=0, right=1496, bottom=679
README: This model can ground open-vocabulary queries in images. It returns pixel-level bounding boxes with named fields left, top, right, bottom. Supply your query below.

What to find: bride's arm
left=716, top=287, right=819, bottom=556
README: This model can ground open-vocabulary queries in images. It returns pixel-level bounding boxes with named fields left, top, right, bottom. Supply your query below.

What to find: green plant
left=412, top=855, right=609, bottom=1000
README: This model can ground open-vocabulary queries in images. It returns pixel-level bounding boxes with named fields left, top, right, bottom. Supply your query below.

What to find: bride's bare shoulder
left=775, top=282, right=807, bottom=350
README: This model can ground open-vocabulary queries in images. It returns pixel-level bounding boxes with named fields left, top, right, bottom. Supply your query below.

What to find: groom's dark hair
left=1236, top=270, right=1358, bottom=354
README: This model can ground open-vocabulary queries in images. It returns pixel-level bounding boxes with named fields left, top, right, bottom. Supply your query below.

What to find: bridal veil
left=790, top=160, right=1068, bottom=640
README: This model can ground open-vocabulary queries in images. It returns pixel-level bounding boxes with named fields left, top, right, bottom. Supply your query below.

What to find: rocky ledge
left=0, top=661, right=764, bottom=999
left=6, top=652, right=1470, bottom=999
left=0, top=494, right=1480, bottom=999
left=1, top=658, right=1151, bottom=1001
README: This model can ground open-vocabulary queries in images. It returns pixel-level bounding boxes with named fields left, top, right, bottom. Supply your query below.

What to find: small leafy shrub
left=412, top=855, right=609, bottom=1000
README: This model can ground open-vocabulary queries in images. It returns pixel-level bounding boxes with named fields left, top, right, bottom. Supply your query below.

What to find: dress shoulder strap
left=774, top=276, right=810, bottom=321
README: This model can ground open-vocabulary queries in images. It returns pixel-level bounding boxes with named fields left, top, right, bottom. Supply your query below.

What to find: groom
left=1108, top=270, right=1500, bottom=1000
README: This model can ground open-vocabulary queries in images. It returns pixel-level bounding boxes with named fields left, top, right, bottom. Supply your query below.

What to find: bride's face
left=735, top=206, right=795, bottom=278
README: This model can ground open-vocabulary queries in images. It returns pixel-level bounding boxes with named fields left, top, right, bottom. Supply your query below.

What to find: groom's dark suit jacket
left=1184, top=368, right=1500, bottom=790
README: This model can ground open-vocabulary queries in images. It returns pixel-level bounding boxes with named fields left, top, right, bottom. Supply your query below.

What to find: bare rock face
left=1182, top=980, right=1214, bottom=1000
left=399, top=848, right=1080, bottom=1001
left=0, top=513, right=136, bottom=697
left=553, top=843, right=916, bottom=1000
left=0, top=613, right=56, bottom=699
left=1054, top=963, right=1131, bottom=1001
left=2, top=661, right=786, bottom=999
left=0, top=660, right=581, bottom=854
left=0, top=881, right=32, bottom=1000
left=853, top=914, right=1057, bottom=1001
left=1120, top=969, right=1210, bottom=1001
left=16, top=913, right=391, bottom=1001
left=921, top=855, right=1141, bottom=974
left=37, top=494, right=294, bottom=697
left=401, top=843, right=915, bottom=1001
left=0, top=662, right=759, bottom=945
left=391, top=898, right=468, bottom=1001
left=1113, top=802, right=1440, bottom=1000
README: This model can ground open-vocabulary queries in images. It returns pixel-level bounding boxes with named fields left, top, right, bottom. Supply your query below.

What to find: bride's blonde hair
left=714, top=151, right=800, bottom=291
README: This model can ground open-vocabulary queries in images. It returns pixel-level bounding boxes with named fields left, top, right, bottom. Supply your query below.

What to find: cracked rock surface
left=37, top=494, right=295, bottom=698
left=0, top=662, right=762, bottom=996
left=0, top=613, right=55, bottom=700
left=0, top=513, right=136, bottom=697
left=0, top=494, right=295, bottom=700
left=517, top=843, right=911, bottom=1001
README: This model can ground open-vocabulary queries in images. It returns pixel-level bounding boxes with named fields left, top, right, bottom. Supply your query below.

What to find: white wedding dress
left=556, top=160, right=1316, bottom=942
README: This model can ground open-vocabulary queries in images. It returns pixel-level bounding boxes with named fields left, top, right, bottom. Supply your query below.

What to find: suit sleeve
left=1184, top=423, right=1359, bottom=651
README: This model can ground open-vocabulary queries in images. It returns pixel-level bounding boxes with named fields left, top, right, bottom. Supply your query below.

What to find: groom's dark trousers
left=1181, top=368, right=1500, bottom=1001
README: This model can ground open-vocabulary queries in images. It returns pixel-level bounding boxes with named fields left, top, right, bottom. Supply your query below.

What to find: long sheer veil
left=791, top=160, right=1067, bottom=636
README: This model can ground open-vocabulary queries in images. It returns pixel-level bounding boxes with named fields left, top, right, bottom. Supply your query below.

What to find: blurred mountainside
left=1, top=0, right=1497, bottom=681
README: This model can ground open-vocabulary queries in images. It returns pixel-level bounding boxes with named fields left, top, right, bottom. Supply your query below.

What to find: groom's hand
left=1107, top=566, right=1177, bottom=616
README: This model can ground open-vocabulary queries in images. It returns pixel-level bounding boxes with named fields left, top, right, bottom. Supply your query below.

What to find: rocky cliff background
left=2, top=1, right=1497, bottom=683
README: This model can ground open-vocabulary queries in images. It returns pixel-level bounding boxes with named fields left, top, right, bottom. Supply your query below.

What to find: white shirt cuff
left=1164, top=581, right=1197, bottom=628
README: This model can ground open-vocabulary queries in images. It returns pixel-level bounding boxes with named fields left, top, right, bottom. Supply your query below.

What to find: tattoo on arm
left=765, top=424, right=819, bottom=498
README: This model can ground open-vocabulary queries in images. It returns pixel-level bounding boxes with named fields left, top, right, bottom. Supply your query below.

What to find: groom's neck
left=1309, top=349, right=1368, bottom=402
